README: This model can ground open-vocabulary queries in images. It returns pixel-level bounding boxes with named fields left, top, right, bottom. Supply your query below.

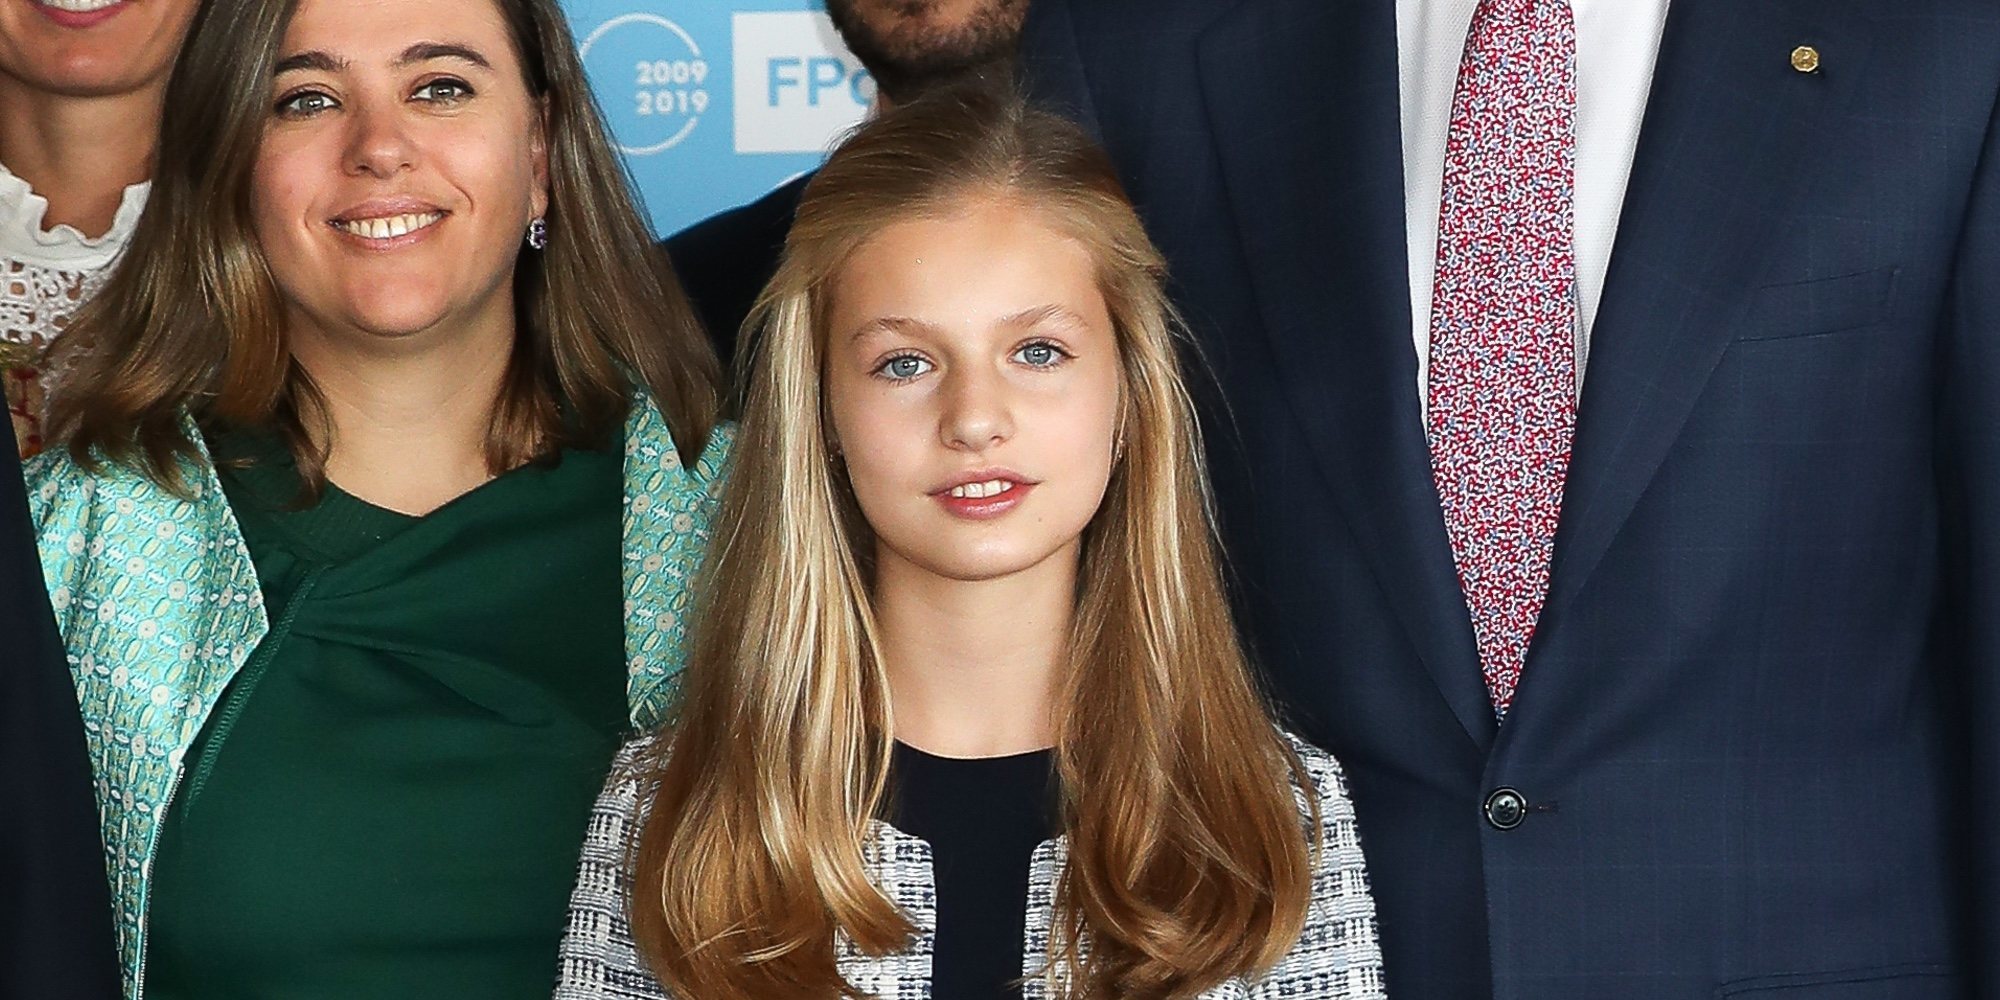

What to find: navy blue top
left=888, top=741, right=1057, bottom=1000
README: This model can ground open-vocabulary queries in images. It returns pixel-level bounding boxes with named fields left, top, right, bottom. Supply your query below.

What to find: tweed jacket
left=27, top=397, right=732, bottom=1000
left=554, top=733, right=1387, bottom=1000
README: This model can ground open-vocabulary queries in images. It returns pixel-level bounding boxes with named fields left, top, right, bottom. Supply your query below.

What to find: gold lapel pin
left=1791, top=45, right=1821, bottom=73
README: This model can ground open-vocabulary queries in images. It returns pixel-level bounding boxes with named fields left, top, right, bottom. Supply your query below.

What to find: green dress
left=143, top=431, right=630, bottom=999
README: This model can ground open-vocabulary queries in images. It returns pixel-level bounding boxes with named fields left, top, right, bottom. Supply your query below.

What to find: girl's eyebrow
left=847, top=315, right=943, bottom=344
left=846, top=306, right=1091, bottom=345
left=999, top=304, right=1090, bottom=331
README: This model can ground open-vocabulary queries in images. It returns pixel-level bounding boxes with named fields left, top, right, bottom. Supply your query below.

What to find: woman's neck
left=0, top=79, right=161, bottom=237
left=872, top=543, right=1077, bottom=759
left=291, top=317, right=514, bottom=516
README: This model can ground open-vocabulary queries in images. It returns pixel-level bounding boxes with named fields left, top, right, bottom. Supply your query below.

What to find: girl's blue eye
left=1014, top=342, right=1068, bottom=367
left=879, top=355, right=933, bottom=380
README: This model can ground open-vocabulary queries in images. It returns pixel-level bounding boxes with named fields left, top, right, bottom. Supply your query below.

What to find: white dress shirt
left=1398, top=0, right=1672, bottom=396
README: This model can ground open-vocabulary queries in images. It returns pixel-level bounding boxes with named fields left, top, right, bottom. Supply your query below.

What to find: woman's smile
left=328, top=204, right=449, bottom=248
left=32, top=0, right=127, bottom=29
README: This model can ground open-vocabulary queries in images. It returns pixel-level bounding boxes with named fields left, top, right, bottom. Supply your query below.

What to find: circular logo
left=578, top=13, right=712, bottom=156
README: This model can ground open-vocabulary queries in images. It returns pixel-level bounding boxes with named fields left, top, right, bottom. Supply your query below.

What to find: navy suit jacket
left=1022, top=2, right=2000, bottom=998
left=662, top=172, right=810, bottom=373
left=1, top=431, right=119, bottom=998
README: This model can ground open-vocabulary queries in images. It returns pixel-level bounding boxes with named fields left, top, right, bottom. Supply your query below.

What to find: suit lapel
left=1199, top=0, right=1496, bottom=750
left=1538, top=0, right=1877, bottom=644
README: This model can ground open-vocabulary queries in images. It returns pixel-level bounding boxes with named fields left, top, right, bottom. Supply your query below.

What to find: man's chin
left=825, top=0, right=1027, bottom=104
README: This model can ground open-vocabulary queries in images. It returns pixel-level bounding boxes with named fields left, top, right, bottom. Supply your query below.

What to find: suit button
left=1484, top=787, right=1528, bottom=830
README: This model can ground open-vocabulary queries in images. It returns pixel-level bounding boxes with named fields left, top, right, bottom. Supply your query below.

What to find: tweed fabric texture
left=28, top=398, right=731, bottom=998
left=555, top=733, right=1386, bottom=999
left=1424, top=0, right=1580, bottom=714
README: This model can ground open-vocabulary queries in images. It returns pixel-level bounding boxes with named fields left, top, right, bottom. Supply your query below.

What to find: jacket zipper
left=129, top=571, right=319, bottom=1000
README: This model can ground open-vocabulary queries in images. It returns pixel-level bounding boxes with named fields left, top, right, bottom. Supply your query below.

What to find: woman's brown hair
left=632, top=85, right=1315, bottom=999
left=45, top=0, right=719, bottom=488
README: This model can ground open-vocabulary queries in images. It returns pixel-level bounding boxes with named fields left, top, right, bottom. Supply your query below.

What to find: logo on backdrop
left=579, top=13, right=713, bottom=155
left=561, top=1, right=867, bottom=236
left=732, top=11, right=873, bottom=154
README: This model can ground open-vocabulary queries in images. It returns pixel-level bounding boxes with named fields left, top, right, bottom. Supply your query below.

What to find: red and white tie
left=1426, top=0, right=1578, bottom=715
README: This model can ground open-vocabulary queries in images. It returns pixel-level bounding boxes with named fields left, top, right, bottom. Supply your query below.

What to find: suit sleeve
left=1940, top=85, right=2000, bottom=997
left=0, top=434, right=120, bottom=1000
left=1017, top=0, right=1104, bottom=140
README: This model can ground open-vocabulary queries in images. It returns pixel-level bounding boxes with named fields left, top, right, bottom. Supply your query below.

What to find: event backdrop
left=558, top=0, right=871, bottom=238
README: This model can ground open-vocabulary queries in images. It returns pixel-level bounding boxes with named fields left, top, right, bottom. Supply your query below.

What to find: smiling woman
left=22, top=0, right=728, bottom=997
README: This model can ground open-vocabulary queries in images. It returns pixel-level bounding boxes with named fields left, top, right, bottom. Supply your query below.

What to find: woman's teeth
left=948, top=479, right=1016, bottom=499
left=333, top=212, right=444, bottom=240
left=39, top=0, right=123, bottom=11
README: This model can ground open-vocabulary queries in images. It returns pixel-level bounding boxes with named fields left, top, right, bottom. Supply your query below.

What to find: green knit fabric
left=143, top=431, right=627, bottom=999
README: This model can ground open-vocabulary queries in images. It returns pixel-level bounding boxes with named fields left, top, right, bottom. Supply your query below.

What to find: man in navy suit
left=1022, top=2, right=1999, bottom=998
left=1, top=429, right=119, bottom=997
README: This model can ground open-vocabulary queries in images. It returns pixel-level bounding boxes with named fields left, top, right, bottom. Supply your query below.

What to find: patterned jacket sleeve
left=21, top=442, right=268, bottom=994
left=555, top=739, right=670, bottom=1000
left=1249, top=735, right=1389, bottom=999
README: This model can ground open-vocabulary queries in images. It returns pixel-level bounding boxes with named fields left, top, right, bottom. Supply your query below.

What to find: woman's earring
left=525, top=217, right=549, bottom=251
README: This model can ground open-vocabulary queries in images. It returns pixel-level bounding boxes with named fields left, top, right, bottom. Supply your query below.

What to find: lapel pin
left=1791, top=45, right=1822, bottom=74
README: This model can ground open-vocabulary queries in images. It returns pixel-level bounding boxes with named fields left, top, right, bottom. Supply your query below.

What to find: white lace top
left=0, top=160, right=148, bottom=456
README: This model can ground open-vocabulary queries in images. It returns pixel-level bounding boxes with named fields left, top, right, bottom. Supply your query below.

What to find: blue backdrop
left=558, top=0, right=870, bottom=238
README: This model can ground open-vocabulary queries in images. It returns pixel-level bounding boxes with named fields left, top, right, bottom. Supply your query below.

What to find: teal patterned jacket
left=25, top=397, right=732, bottom=999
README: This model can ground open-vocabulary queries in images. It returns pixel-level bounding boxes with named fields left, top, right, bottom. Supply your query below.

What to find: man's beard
left=825, top=0, right=1029, bottom=105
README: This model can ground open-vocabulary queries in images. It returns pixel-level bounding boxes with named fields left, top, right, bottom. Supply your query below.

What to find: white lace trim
left=0, top=161, right=148, bottom=354
left=0, top=160, right=149, bottom=266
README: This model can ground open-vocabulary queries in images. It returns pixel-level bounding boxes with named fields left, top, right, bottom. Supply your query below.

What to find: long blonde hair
left=45, top=0, right=719, bottom=491
left=633, top=86, right=1313, bottom=999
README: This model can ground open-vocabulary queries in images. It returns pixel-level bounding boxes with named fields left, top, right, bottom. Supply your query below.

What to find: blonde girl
left=556, top=87, right=1384, bottom=1000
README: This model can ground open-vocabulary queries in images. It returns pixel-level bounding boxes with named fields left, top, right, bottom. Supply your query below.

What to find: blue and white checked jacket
left=555, top=732, right=1387, bottom=1000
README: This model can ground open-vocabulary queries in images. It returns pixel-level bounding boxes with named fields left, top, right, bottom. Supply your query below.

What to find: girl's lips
left=933, top=481, right=1035, bottom=521
left=34, top=0, right=129, bottom=29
